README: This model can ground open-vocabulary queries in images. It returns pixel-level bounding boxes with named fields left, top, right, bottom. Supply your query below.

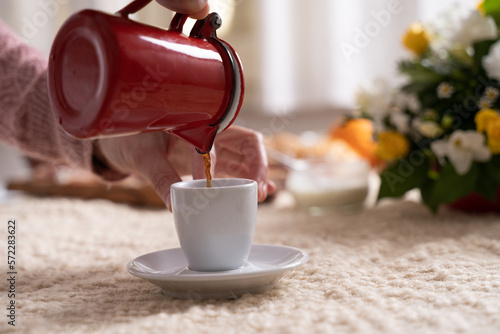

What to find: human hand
left=96, top=126, right=275, bottom=210
left=209, top=126, right=277, bottom=202
left=155, top=0, right=209, bottom=19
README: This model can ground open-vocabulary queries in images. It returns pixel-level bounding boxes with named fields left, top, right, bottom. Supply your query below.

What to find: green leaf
left=420, top=162, right=479, bottom=212
left=420, top=179, right=440, bottom=212
left=475, top=163, right=498, bottom=201
left=378, top=156, right=429, bottom=199
left=473, top=40, right=497, bottom=72
left=401, top=81, right=436, bottom=94
left=484, top=0, right=500, bottom=28
left=398, top=61, right=443, bottom=84
left=486, top=155, right=500, bottom=184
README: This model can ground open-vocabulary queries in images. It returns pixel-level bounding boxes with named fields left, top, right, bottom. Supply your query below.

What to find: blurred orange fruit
left=329, top=118, right=379, bottom=166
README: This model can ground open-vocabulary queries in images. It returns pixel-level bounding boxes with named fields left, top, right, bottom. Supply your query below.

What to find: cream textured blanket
left=1, top=195, right=500, bottom=334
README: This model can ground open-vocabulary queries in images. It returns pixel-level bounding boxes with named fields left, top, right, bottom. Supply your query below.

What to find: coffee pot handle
left=116, top=0, right=220, bottom=38
left=168, top=13, right=189, bottom=33
left=116, top=0, right=189, bottom=33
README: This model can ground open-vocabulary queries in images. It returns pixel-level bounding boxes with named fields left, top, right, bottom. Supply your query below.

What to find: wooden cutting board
left=7, top=173, right=165, bottom=208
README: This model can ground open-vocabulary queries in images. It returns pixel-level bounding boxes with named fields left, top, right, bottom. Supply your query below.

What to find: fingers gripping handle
left=116, top=0, right=153, bottom=18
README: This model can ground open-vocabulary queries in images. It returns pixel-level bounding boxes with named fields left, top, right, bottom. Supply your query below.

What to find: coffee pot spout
left=168, top=124, right=220, bottom=154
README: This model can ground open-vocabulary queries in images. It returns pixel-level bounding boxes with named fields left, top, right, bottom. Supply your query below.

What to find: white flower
left=437, top=82, right=454, bottom=99
left=431, top=130, right=491, bottom=175
left=389, top=112, right=410, bottom=134
left=484, top=87, right=500, bottom=101
left=478, top=96, right=492, bottom=109
left=483, top=40, right=500, bottom=81
left=355, top=79, right=393, bottom=124
left=428, top=8, right=497, bottom=50
left=412, top=119, right=443, bottom=138
left=394, top=92, right=420, bottom=114
left=476, top=87, right=499, bottom=109
left=450, top=10, right=497, bottom=46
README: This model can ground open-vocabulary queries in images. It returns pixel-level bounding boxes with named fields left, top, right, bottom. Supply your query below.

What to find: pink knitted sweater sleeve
left=0, top=21, right=125, bottom=180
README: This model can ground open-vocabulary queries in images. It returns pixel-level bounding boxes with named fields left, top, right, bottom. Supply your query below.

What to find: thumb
left=155, top=0, right=209, bottom=19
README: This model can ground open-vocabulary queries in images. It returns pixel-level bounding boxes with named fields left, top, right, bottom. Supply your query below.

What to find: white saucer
left=127, top=244, right=308, bottom=299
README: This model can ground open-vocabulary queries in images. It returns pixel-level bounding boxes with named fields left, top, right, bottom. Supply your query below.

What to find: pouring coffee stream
left=203, top=153, right=212, bottom=188
left=48, top=0, right=245, bottom=189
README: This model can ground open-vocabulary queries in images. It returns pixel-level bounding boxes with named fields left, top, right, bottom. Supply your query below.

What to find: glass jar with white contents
left=286, top=158, right=370, bottom=215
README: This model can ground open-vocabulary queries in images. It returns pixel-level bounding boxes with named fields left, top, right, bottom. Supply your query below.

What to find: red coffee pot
left=48, top=0, right=244, bottom=153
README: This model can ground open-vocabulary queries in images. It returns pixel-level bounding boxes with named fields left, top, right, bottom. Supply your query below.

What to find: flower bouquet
left=352, top=0, right=500, bottom=212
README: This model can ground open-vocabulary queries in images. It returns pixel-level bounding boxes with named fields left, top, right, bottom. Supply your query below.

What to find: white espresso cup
left=170, top=178, right=258, bottom=271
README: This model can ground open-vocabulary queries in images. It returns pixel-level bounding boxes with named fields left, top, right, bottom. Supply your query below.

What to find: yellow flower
left=475, top=109, right=500, bottom=153
left=475, top=108, right=500, bottom=133
left=477, top=0, right=485, bottom=16
left=402, top=23, right=430, bottom=56
left=486, top=118, right=500, bottom=153
left=376, top=131, right=410, bottom=161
